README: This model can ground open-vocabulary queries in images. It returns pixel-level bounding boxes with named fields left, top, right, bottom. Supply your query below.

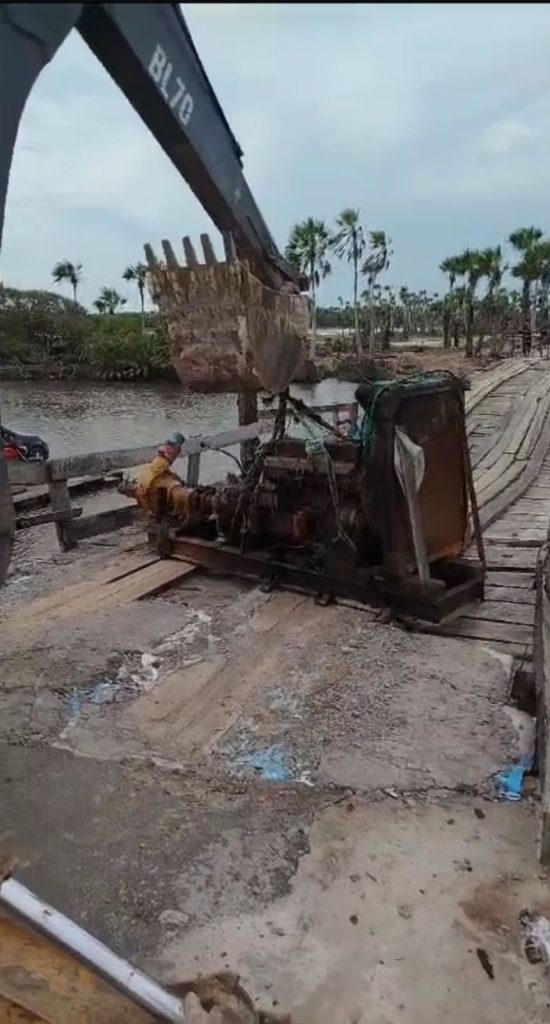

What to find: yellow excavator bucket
left=144, top=235, right=310, bottom=393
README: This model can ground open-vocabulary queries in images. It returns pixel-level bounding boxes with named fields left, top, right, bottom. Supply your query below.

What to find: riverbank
left=0, top=342, right=490, bottom=386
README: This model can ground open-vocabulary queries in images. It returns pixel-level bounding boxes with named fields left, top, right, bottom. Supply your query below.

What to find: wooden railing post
left=47, top=470, right=76, bottom=552
left=186, top=452, right=201, bottom=487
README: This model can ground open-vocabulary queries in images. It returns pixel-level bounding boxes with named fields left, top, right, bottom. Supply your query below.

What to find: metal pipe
left=0, top=876, right=185, bottom=1022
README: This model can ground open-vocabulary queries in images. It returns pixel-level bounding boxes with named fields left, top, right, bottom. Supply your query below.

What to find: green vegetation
left=285, top=219, right=330, bottom=342
left=289, top=217, right=550, bottom=356
left=51, top=260, right=83, bottom=303
left=93, top=286, right=127, bottom=315
left=4, top=224, right=550, bottom=384
left=123, top=263, right=148, bottom=330
left=0, top=286, right=171, bottom=381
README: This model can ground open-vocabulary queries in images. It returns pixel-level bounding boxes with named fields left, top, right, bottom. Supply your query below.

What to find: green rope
left=359, top=370, right=457, bottom=462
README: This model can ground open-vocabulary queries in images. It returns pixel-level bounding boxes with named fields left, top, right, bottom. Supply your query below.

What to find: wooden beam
left=534, top=547, right=550, bottom=865
left=16, top=508, right=82, bottom=531
left=48, top=424, right=263, bottom=480
left=7, top=462, right=48, bottom=486
left=47, top=476, right=76, bottom=552
left=186, top=452, right=201, bottom=487
left=69, top=505, right=141, bottom=543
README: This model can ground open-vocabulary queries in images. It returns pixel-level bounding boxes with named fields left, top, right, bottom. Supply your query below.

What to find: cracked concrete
left=0, top=535, right=545, bottom=1022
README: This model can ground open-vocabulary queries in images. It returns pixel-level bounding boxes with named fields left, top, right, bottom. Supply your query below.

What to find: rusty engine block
left=141, top=373, right=483, bottom=621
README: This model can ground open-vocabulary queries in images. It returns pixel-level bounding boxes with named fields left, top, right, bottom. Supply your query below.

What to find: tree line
left=286, top=215, right=550, bottom=357
left=285, top=210, right=391, bottom=356
left=51, top=260, right=149, bottom=323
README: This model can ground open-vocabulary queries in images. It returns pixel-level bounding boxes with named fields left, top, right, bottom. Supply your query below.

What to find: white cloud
left=481, top=120, right=542, bottom=156
left=3, top=3, right=550, bottom=306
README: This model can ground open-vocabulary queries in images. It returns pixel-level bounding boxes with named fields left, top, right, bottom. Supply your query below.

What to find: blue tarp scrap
left=494, top=756, right=534, bottom=801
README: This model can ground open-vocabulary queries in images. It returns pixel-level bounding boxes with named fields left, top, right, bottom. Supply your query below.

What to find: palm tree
left=362, top=230, right=392, bottom=355
left=474, top=246, right=504, bottom=352
left=533, top=242, right=550, bottom=342
left=331, top=209, right=365, bottom=357
left=440, top=255, right=464, bottom=348
left=456, top=249, right=485, bottom=357
left=94, top=287, right=127, bottom=315
left=509, top=227, right=544, bottom=352
left=123, top=263, right=148, bottom=331
left=286, top=218, right=331, bottom=354
left=52, top=260, right=82, bottom=303
left=399, top=286, right=410, bottom=339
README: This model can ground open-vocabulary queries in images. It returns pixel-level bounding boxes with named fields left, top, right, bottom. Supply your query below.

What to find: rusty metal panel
left=399, top=387, right=468, bottom=563
left=364, top=378, right=468, bottom=573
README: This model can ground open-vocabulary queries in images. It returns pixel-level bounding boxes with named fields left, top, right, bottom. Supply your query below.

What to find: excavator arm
left=0, top=2, right=298, bottom=288
left=0, top=2, right=308, bottom=585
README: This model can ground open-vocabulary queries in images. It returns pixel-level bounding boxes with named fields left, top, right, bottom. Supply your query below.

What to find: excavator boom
left=0, top=2, right=309, bottom=584
left=0, top=2, right=298, bottom=289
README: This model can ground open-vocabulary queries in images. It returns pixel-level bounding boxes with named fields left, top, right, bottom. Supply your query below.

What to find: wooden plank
left=534, top=547, right=550, bottom=864
left=0, top=991, right=42, bottom=1020
left=186, top=452, right=201, bottom=487
left=483, top=545, right=539, bottom=570
left=48, top=423, right=263, bottom=480
left=466, top=600, right=534, bottom=625
left=0, top=560, right=197, bottom=645
left=0, top=548, right=160, bottom=626
left=484, top=533, right=545, bottom=547
left=47, top=477, right=75, bottom=552
left=15, top=507, right=82, bottom=530
left=6, top=462, right=48, bottom=486
left=478, top=405, right=550, bottom=528
left=473, top=373, right=550, bottom=479
left=0, top=914, right=156, bottom=1024
left=465, top=359, right=532, bottom=415
left=69, top=505, right=140, bottom=542
left=484, top=585, right=535, bottom=604
left=477, top=458, right=524, bottom=505
left=471, top=638, right=533, bottom=660
left=65, top=559, right=197, bottom=614
left=486, top=570, right=534, bottom=588
left=440, top=616, right=532, bottom=646
left=503, top=375, right=550, bottom=455
left=519, top=392, right=550, bottom=459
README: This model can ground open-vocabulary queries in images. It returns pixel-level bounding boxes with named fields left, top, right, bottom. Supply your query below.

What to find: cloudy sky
left=3, top=2, right=550, bottom=309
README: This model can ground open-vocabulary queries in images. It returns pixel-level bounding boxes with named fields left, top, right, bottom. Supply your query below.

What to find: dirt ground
left=1, top=528, right=549, bottom=1022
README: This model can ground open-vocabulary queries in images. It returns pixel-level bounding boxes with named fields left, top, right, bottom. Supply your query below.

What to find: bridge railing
left=6, top=401, right=354, bottom=552
left=6, top=422, right=262, bottom=551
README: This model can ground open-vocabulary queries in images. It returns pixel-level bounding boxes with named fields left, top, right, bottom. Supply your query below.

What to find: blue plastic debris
left=229, top=744, right=294, bottom=782
left=494, top=756, right=534, bottom=801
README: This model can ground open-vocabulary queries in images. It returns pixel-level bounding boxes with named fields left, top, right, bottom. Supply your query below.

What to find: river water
left=2, top=378, right=357, bottom=483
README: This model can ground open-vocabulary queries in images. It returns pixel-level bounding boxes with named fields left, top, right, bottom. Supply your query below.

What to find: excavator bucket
left=144, top=234, right=310, bottom=393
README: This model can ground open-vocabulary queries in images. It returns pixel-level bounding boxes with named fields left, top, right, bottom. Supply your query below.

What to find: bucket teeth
left=144, top=233, right=310, bottom=393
